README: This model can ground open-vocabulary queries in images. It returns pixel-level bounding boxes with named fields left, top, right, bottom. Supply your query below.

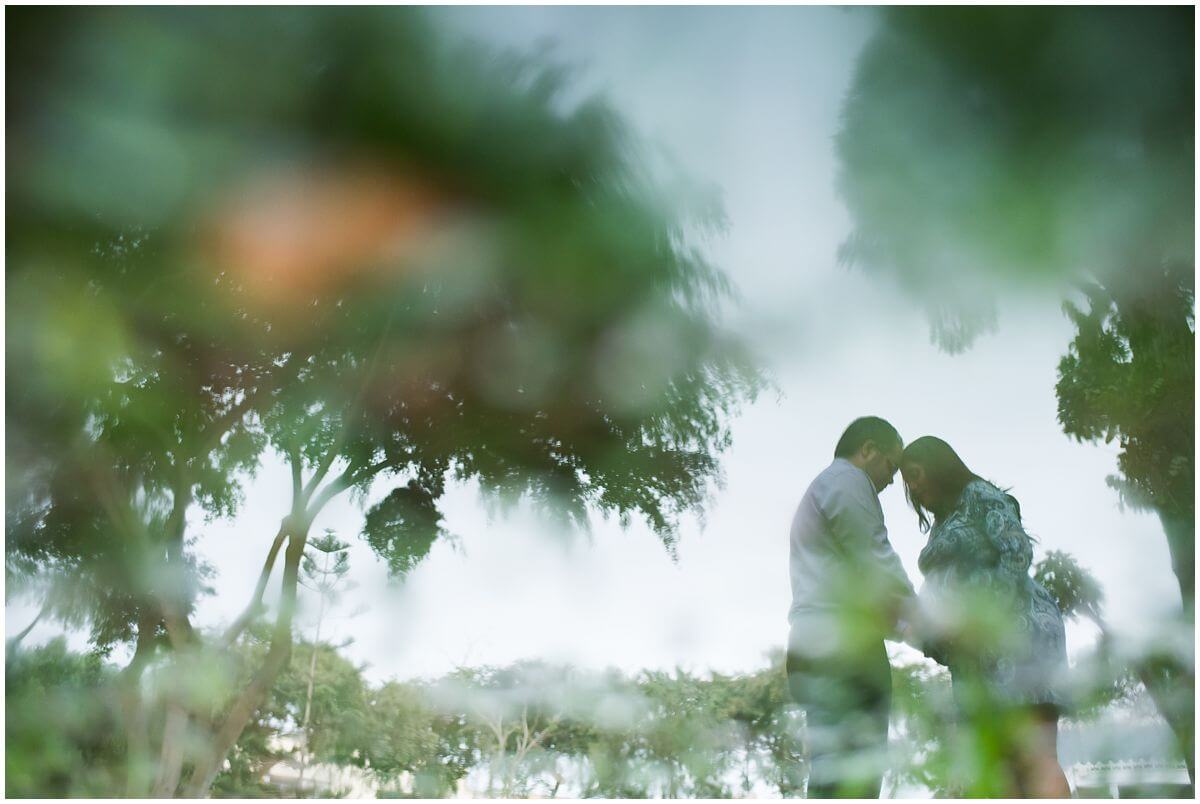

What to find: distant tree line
left=8, top=553, right=1160, bottom=799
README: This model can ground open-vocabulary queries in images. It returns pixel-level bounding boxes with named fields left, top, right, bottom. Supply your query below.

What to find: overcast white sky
left=8, top=7, right=1182, bottom=685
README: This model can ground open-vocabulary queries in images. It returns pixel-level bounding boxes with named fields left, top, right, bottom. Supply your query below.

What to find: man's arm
left=820, top=472, right=916, bottom=633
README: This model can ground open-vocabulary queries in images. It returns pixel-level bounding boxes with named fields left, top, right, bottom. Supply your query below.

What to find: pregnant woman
left=900, top=436, right=1070, bottom=798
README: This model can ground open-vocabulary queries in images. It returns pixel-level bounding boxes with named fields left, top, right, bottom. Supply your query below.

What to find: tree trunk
left=120, top=608, right=162, bottom=797
left=170, top=449, right=390, bottom=797
left=1096, top=620, right=1194, bottom=790
left=178, top=523, right=310, bottom=797
left=7, top=598, right=50, bottom=650
left=1136, top=654, right=1195, bottom=789
left=1150, top=509, right=1195, bottom=788
left=152, top=701, right=191, bottom=797
left=1158, top=508, right=1194, bottom=622
left=297, top=564, right=329, bottom=799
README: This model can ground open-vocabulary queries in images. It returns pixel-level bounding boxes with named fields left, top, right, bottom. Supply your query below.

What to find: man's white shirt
left=788, top=457, right=915, bottom=654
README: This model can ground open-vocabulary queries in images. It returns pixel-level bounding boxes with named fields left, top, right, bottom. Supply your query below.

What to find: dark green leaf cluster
left=363, top=480, right=447, bottom=578
left=837, top=7, right=1192, bottom=350
left=1057, top=267, right=1195, bottom=513
left=1032, top=549, right=1105, bottom=626
left=1056, top=260, right=1195, bottom=607
left=5, top=640, right=125, bottom=797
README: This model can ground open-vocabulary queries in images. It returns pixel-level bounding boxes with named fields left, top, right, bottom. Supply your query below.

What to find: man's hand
left=893, top=599, right=950, bottom=665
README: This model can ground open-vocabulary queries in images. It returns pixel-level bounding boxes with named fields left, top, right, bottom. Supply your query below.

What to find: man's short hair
left=833, top=416, right=902, bottom=459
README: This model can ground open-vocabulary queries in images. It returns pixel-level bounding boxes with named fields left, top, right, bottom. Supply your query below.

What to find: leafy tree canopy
left=837, top=7, right=1192, bottom=350
left=7, top=11, right=761, bottom=793
left=7, top=6, right=760, bottom=647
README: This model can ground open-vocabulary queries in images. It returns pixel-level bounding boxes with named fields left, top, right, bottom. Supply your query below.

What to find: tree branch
left=7, top=598, right=51, bottom=649
left=222, top=442, right=314, bottom=650
left=157, top=478, right=199, bottom=652
left=196, top=386, right=261, bottom=457
left=289, top=447, right=303, bottom=509
left=83, top=459, right=205, bottom=654
left=301, top=436, right=343, bottom=504
left=221, top=522, right=290, bottom=647
left=157, top=598, right=197, bottom=652
left=196, top=349, right=304, bottom=460
left=306, top=458, right=399, bottom=521
left=300, top=309, right=402, bottom=503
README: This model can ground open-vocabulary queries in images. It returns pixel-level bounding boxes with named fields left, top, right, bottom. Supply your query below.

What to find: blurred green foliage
left=7, top=6, right=759, bottom=795
left=10, top=611, right=1177, bottom=799
left=3, top=548, right=1175, bottom=797
left=6, top=639, right=125, bottom=797
left=7, top=6, right=1191, bottom=797
left=838, top=6, right=1191, bottom=349
left=880, top=538, right=1194, bottom=798
left=1034, top=549, right=1105, bottom=628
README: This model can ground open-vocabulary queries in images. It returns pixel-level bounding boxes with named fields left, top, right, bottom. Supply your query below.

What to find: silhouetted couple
left=786, top=417, right=1071, bottom=798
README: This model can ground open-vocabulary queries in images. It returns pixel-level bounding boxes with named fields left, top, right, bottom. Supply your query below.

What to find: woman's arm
left=897, top=593, right=952, bottom=665
left=965, top=482, right=1034, bottom=591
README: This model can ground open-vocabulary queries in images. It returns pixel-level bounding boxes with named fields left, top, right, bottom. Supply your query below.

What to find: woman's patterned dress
left=917, top=479, right=1067, bottom=710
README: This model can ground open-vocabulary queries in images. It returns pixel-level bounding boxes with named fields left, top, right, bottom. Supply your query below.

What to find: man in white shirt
left=787, top=416, right=915, bottom=798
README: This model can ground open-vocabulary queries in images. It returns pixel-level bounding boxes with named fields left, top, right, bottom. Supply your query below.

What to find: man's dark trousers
left=786, top=638, right=892, bottom=799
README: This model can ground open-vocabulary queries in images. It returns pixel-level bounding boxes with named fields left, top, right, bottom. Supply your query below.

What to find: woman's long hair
left=901, top=436, right=985, bottom=532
